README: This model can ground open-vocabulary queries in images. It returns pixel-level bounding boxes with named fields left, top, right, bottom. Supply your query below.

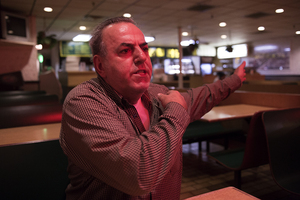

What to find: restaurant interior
left=0, top=0, right=300, bottom=199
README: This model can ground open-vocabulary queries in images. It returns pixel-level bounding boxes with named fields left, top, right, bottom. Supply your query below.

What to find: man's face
left=98, top=22, right=152, bottom=102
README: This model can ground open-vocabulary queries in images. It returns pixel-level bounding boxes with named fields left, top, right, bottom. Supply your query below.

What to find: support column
left=178, top=26, right=183, bottom=89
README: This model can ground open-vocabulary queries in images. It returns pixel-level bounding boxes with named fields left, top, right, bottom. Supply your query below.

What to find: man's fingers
left=158, top=91, right=187, bottom=110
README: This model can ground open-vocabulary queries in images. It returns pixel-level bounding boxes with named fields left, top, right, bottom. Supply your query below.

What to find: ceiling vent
left=187, top=4, right=215, bottom=12
left=82, top=15, right=103, bottom=21
left=245, top=12, right=271, bottom=19
left=252, top=30, right=271, bottom=34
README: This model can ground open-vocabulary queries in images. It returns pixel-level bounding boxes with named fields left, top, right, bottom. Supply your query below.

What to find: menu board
left=149, top=47, right=165, bottom=57
left=166, top=48, right=179, bottom=58
left=60, top=41, right=92, bottom=57
left=149, top=47, right=179, bottom=58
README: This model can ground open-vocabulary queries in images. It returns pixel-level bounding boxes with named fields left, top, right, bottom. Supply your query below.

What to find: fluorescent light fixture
left=258, top=26, right=265, bottom=31
left=219, top=22, right=226, bottom=27
left=196, top=44, right=216, bottom=57
left=275, top=8, right=284, bottom=13
left=79, top=26, right=86, bottom=30
left=221, top=35, right=227, bottom=39
left=217, top=44, right=248, bottom=59
left=123, top=13, right=131, bottom=18
left=284, top=48, right=290, bottom=52
left=296, top=31, right=300, bottom=35
left=182, top=32, right=188, bottom=36
left=254, top=45, right=278, bottom=52
left=145, top=36, right=155, bottom=43
left=72, top=34, right=92, bottom=42
left=44, top=7, right=53, bottom=12
left=180, top=39, right=195, bottom=46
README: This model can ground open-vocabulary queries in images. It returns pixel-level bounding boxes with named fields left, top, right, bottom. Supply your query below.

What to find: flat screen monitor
left=164, top=58, right=196, bottom=75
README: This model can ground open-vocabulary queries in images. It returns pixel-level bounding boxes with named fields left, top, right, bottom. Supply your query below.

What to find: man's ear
left=93, top=55, right=106, bottom=78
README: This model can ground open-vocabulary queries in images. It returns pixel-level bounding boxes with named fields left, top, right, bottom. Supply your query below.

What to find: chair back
left=0, top=140, right=69, bottom=200
left=240, top=111, right=269, bottom=169
left=263, top=107, right=300, bottom=195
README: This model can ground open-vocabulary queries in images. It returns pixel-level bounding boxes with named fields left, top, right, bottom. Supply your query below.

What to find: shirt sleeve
left=182, top=74, right=242, bottom=122
left=60, top=87, right=190, bottom=196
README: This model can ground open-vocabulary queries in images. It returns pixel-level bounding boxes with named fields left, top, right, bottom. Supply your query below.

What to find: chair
left=207, top=111, right=269, bottom=189
left=0, top=140, right=69, bottom=200
left=183, top=119, right=246, bottom=152
left=39, top=69, right=63, bottom=102
left=262, top=107, right=300, bottom=195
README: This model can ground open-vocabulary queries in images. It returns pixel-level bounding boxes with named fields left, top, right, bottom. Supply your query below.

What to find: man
left=60, top=16, right=246, bottom=199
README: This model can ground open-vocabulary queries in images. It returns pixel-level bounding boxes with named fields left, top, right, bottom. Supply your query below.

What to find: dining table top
left=185, top=186, right=260, bottom=200
left=0, top=123, right=61, bottom=147
left=201, top=104, right=277, bottom=122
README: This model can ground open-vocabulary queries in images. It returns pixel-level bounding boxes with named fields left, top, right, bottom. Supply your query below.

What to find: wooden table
left=185, top=186, right=260, bottom=200
left=0, top=123, right=61, bottom=146
left=201, top=104, right=277, bottom=122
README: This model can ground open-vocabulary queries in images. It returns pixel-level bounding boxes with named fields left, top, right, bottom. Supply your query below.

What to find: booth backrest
left=219, top=91, right=300, bottom=108
left=0, top=90, right=46, bottom=97
left=0, top=93, right=59, bottom=107
left=0, top=103, right=63, bottom=129
left=0, top=71, right=24, bottom=91
left=238, top=81, right=300, bottom=94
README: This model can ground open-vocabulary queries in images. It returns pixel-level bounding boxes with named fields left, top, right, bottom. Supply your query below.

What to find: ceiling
left=1, top=0, right=300, bottom=48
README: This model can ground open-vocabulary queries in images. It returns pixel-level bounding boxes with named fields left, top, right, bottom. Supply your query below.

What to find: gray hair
left=89, top=16, right=137, bottom=57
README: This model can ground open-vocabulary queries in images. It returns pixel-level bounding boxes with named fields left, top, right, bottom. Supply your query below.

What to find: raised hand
left=234, top=61, right=246, bottom=83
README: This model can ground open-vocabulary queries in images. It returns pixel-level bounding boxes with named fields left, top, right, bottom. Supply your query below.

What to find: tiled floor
left=180, top=141, right=300, bottom=200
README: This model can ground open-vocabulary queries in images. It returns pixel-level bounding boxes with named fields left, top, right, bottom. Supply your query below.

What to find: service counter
left=59, top=71, right=97, bottom=88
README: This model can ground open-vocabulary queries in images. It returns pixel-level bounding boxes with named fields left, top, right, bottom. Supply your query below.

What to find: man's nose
left=133, top=47, right=147, bottom=65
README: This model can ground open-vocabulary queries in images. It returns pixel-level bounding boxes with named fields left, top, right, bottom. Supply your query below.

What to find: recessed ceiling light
left=258, top=26, right=265, bottom=31
left=296, top=31, right=300, bottom=35
left=123, top=13, right=131, bottom=18
left=221, top=35, right=227, bottom=39
left=44, top=7, right=53, bottom=12
left=35, top=44, right=43, bottom=50
left=275, top=8, right=284, bottom=14
left=182, top=32, right=188, bottom=36
left=219, top=22, right=226, bottom=27
left=79, top=26, right=86, bottom=30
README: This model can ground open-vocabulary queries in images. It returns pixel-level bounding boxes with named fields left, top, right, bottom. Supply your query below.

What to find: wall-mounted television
left=0, top=11, right=30, bottom=42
